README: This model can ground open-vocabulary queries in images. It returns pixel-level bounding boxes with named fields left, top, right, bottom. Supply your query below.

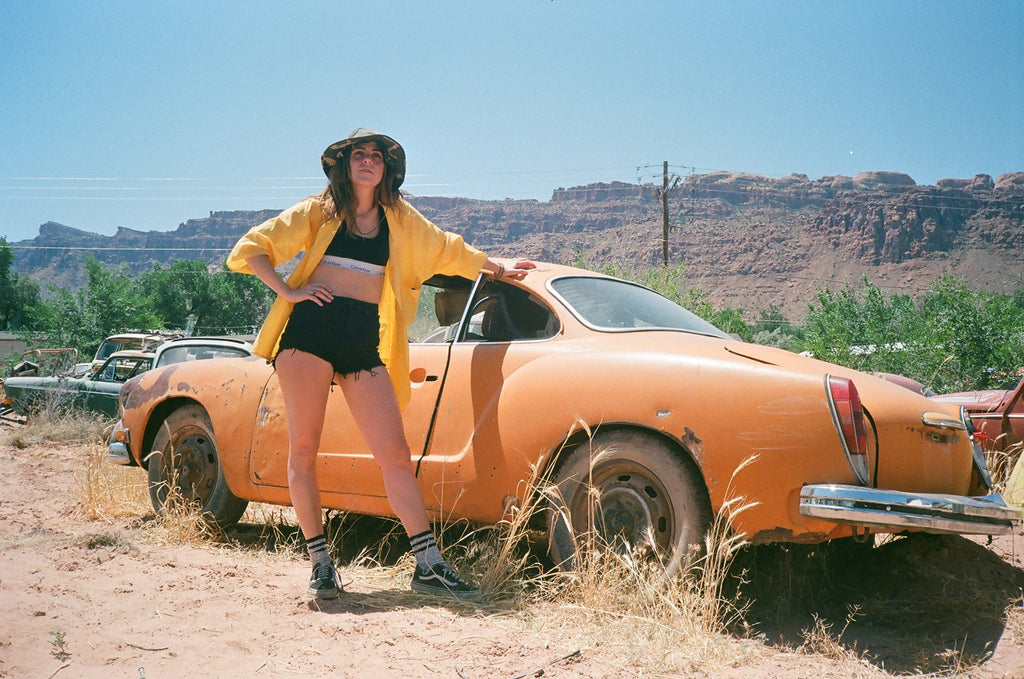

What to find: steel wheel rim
left=569, top=459, right=675, bottom=554
left=167, top=426, right=218, bottom=504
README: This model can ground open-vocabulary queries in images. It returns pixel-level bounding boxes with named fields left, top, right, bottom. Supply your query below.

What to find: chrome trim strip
left=921, top=416, right=967, bottom=431
left=800, top=483, right=1023, bottom=536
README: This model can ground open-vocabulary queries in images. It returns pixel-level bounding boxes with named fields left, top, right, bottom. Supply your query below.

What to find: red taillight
left=826, top=375, right=870, bottom=484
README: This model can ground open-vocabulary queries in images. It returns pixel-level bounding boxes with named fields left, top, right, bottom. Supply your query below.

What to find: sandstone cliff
left=10, top=172, right=1023, bottom=320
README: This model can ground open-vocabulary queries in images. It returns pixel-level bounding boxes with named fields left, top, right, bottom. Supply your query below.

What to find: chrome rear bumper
left=800, top=484, right=1023, bottom=536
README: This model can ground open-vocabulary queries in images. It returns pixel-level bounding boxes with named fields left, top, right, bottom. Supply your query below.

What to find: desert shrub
left=803, top=275, right=1024, bottom=392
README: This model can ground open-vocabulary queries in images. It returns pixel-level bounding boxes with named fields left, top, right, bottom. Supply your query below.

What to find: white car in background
left=86, top=332, right=182, bottom=374
left=151, top=336, right=253, bottom=368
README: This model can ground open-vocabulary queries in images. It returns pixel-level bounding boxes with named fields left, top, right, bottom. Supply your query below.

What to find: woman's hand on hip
left=284, top=282, right=334, bottom=306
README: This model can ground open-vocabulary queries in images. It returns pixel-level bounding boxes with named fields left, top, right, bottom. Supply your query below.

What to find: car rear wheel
left=147, top=403, right=247, bottom=528
left=547, top=429, right=712, bottom=577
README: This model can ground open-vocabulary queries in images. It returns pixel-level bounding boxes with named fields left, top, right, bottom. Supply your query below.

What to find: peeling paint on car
left=257, top=404, right=274, bottom=429
left=682, top=426, right=705, bottom=469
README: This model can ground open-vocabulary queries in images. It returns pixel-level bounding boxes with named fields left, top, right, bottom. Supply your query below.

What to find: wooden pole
left=662, top=161, right=669, bottom=266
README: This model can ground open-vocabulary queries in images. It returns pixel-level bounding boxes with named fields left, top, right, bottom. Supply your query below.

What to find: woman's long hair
left=319, top=145, right=402, bottom=236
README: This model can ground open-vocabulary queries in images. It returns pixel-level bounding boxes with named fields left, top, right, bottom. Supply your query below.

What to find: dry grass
left=25, top=411, right=1021, bottom=678
left=987, top=440, right=1024, bottom=497
left=10, top=407, right=112, bottom=450
left=77, top=444, right=150, bottom=521
left=399, top=448, right=769, bottom=675
left=64, top=432, right=886, bottom=676
left=798, top=607, right=867, bottom=662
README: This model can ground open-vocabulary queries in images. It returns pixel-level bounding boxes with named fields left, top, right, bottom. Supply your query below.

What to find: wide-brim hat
left=321, top=127, right=406, bottom=189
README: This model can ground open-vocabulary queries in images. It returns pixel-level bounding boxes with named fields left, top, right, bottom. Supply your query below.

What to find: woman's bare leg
left=274, top=349, right=335, bottom=540
left=340, top=366, right=479, bottom=598
left=338, top=368, right=430, bottom=536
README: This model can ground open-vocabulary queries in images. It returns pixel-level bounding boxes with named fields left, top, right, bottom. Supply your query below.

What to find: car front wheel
left=547, top=429, right=712, bottom=577
left=147, top=403, right=247, bottom=528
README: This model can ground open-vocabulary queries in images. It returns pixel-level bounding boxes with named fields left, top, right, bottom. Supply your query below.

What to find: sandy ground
left=2, top=416, right=1024, bottom=679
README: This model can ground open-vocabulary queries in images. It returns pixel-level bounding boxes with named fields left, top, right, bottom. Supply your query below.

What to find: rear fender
left=491, top=350, right=854, bottom=540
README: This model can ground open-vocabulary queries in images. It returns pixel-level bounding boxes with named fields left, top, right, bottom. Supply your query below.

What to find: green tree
left=0, top=237, right=41, bottom=330
left=22, top=285, right=96, bottom=350
left=138, top=260, right=272, bottom=336
left=749, top=304, right=804, bottom=351
left=803, top=275, right=1024, bottom=392
left=802, top=284, right=867, bottom=366
left=212, top=264, right=274, bottom=335
left=82, top=256, right=162, bottom=341
left=709, top=307, right=751, bottom=341
left=918, top=276, right=1024, bottom=390
left=26, top=255, right=162, bottom=356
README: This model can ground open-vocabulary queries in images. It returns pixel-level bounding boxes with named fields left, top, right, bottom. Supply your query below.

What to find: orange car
left=111, top=261, right=1021, bottom=565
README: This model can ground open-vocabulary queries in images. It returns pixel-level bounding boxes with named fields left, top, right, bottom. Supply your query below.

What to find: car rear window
left=550, top=276, right=728, bottom=337
left=155, top=346, right=250, bottom=367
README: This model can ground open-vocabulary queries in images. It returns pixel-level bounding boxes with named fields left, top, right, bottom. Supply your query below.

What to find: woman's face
left=348, top=142, right=385, bottom=189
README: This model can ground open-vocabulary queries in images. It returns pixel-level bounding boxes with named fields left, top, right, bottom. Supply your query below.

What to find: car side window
left=411, top=277, right=474, bottom=343
left=462, top=281, right=559, bottom=343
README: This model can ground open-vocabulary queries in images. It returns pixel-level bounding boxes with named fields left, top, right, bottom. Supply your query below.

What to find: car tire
left=147, top=403, right=247, bottom=529
left=547, top=429, right=712, bottom=577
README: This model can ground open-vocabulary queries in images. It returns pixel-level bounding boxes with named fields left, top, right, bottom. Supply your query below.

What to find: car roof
left=101, top=332, right=180, bottom=342
left=105, top=350, right=155, bottom=360
left=158, top=336, right=253, bottom=346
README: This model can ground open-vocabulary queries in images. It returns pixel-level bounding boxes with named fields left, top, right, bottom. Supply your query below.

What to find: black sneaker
left=411, top=562, right=480, bottom=600
left=307, top=562, right=342, bottom=599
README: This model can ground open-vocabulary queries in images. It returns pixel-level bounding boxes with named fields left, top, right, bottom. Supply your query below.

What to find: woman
left=227, top=128, right=532, bottom=600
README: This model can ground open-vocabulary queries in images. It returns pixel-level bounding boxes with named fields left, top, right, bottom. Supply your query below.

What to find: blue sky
left=2, top=1, right=1021, bottom=243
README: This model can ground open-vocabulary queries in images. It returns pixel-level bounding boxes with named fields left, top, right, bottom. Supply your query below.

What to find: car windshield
left=96, top=356, right=151, bottom=383
left=550, top=276, right=729, bottom=337
left=95, top=340, right=123, bottom=361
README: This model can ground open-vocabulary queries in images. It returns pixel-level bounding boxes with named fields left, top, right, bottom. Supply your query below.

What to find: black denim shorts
left=277, top=296, right=384, bottom=377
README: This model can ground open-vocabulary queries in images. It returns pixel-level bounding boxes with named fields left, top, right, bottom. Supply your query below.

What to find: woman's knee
left=374, top=445, right=414, bottom=475
left=288, top=447, right=318, bottom=473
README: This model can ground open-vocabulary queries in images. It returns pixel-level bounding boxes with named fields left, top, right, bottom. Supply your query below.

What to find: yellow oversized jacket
left=226, top=196, right=487, bottom=409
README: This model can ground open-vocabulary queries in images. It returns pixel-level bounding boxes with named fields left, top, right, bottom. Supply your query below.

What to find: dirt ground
left=2, top=416, right=1024, bottom=679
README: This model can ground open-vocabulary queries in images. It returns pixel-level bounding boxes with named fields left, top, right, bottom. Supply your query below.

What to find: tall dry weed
left=144, top=449, right=229, bottom=547
left=77, top=444, right=150, bottom=521
left=12, top=405, right=112, bottom=449
left=986, top=440, right=1024, bottom=497
left=453, top=433, right=762, bottom=673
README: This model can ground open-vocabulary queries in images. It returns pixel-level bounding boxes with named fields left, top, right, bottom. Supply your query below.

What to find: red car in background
left=931, top=377, right=1024, bottom=452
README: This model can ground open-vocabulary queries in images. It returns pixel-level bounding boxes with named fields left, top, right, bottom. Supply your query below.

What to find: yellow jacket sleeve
left=380, top=201, right=488, bottom=409
left=225, top=198, right=324, bottom=274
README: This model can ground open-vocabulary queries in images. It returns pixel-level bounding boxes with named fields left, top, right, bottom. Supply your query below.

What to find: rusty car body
left=114, top=261, right=1021, bottom=564
left=4, top=350, right=153, bottom=417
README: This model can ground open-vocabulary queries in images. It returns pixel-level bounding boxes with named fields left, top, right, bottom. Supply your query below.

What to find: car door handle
left=409, top=368, right=439, bottom=384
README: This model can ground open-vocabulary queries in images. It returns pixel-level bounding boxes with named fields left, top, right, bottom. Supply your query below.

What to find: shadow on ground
left=729, top=533, right=1024, bottom=673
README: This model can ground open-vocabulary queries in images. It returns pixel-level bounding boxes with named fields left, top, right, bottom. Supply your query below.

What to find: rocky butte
left=9, top=171, right=1024, bottom=320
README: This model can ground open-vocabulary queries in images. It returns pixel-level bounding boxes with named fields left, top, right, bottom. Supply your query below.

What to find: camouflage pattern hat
left=321, top=127, right=406, bottom=189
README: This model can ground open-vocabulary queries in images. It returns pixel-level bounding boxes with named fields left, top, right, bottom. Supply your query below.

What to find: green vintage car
left=2, top=350, right=153, bottom=418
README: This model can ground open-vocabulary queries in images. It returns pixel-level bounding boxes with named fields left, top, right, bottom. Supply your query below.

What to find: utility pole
left=662, top=161, right=669, bottom=266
